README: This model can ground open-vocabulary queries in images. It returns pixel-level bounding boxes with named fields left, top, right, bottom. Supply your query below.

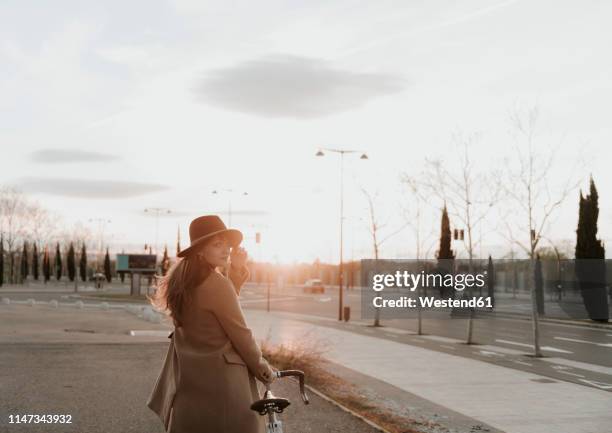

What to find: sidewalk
left=244, top=309, right=612, bottom=433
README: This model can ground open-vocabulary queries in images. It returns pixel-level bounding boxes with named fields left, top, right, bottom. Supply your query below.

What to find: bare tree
left=416, top=132, right=501, bottom=344
left=400, top=175, right=439, bottom=335
left=400, top=176, right=439, bottom=260
left=361, top=186, right=409, bottom=327
left=501, top=105, right=581, bottom=357
left=55, top=221, right=94, bottom=249
left=0, top=187, right=29, bottom=283
left=26, top=202, right=60, bottom=251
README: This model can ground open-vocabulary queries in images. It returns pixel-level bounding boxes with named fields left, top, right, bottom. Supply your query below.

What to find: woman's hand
left=230, top=246, right=248, bottom=269
left=261, top=366, right=276, bottom=385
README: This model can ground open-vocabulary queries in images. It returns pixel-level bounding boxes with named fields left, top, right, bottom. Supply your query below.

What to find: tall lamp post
left=212, top=189, right=248, bottom=227
left=144, top=208, right=171, bottom=256
left=316, top=148, right=368, bottom=321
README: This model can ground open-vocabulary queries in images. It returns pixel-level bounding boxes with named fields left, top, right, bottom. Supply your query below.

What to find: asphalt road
left=3, top=282, right=612, bottom=393
left=0, top=342, right=381, bottom=433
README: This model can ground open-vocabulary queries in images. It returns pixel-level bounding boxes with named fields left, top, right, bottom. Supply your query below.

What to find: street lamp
left=212, top=189, right=248, bottom=227
left=316, top=148, right=369, bottom=321
left=144, top=208, right=171, bottom=255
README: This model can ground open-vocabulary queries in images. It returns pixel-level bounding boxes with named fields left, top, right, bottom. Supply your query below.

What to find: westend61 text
left=372, top=296, right=493, bottom=309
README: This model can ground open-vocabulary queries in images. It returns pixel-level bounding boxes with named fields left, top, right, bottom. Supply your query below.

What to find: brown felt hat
left=177, top=215, right=242, bottom=258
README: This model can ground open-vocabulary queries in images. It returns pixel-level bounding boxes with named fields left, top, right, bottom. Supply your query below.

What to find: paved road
left=0, top=342, right=380, bottom=433
left=4, top=283, right=612, bottom=392
left=0, top=303, right=381, bottom=433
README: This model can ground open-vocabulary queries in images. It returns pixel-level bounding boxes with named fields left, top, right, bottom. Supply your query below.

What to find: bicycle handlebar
left=273, top=370, right=310, bottom=405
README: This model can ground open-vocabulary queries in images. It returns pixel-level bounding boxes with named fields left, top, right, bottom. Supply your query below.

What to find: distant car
left=304, top=279, right=325, bottom=294
left=91, top=272, right=106, bottom=289
left=90, top=273, right=106, bottom=281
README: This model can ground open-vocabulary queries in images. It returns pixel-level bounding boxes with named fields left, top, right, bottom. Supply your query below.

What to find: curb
left=71, top=295, right=149, bottom=304
left=302, top=382, right=393, bottom=433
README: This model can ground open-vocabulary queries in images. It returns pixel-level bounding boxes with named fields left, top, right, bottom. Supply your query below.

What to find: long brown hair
left=148, top=253, right=213, bottom=327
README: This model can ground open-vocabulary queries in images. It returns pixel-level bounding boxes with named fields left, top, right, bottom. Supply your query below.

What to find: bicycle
left=250, top=370, right=310, bottom=433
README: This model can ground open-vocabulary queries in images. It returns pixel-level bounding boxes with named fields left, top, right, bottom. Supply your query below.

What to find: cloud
left=16, top=177, right=169, bottom=199
left=195, top=54, right=404, bottom=118
left=30, top=148, right=120, bottom=163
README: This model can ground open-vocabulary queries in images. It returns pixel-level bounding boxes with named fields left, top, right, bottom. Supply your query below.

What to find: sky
left=1, top=0, right=611, bottom=263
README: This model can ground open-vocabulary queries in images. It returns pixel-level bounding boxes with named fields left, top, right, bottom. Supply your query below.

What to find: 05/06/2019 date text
left=8, top=414, right=72, bottom=424
left=372, top=296, right=494, bottom=309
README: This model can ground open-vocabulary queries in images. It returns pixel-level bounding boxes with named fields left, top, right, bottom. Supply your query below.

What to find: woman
left=147, top=215, right=274, bottom=433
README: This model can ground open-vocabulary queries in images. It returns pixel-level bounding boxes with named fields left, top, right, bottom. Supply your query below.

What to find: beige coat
left=147, top=265, right=273, bottom=433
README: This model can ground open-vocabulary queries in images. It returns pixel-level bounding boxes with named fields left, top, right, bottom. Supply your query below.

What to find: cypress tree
left=80, top=244, right=87, bottom=282
left=0, top=236, right=4, bottom=287
left=43, top=246, right=50, bottom=283
left=104, top=248, right=112, bottom=282
left=161, top=245, right=170, bottom=276
left=32, top=243, right=39, bottom=281
left=436, top=203, right=455, bottom=298
left=437, top=204, right=455, bottom=260
left=55, top=243, right=62, bottom=281
left=21, top=241, right=29, bottom=282
left=575, top=176, right=608, bottom=321
left=67, top=243, right=76, bottom=282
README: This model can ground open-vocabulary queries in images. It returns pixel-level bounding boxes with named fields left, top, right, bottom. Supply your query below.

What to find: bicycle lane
left=245, top=310, right=612, bottom=433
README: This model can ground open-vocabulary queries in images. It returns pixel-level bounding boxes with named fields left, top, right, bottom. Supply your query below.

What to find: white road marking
left=479, top=350, right=505, bottom=357
left=554, top=336, right=612, bottom=348
left=129, top=330, right=171, bottom=337
left=542, top=358, right=612, bottom=376
left=578, top=379, right=612, bottom=390
left=541, top=346, right=573, bottom=354
left=440, top=345, right=456, bottom=350
left=383, top=327, right=414, bottom=335
left=495, top=339, right=573, bottom=353
left=478, top=345, right=526, bottom=356
left=422, top=335, right=463, bottom=344
left=551, top=365, right=571, bottom=371
left=384, top=333, right=401, bottom=338
left=512, top=360, right=533, bottom=367
left=559, top=371, right=585, bottom=378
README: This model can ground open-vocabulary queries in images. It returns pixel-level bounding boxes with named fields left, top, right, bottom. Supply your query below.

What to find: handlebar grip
left=275, top=370, right=309, bottom=405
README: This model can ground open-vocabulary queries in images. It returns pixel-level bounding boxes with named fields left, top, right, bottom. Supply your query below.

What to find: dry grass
left=260, top=335, right=440, bottom=433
